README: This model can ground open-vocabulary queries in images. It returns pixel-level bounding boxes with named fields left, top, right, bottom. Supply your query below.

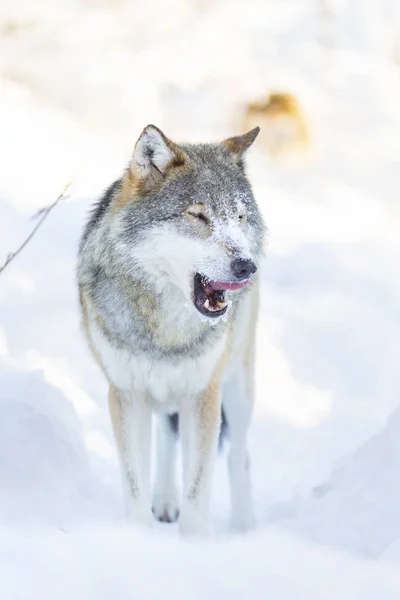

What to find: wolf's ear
left=130, top=125, right=184, bottom=186
left=222, top=127, right=260, bottom=162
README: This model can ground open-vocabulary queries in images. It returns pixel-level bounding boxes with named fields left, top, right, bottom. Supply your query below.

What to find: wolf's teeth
left=209, top=302, right=227, bottom=312
left=204, top=299, right=210, bottom=309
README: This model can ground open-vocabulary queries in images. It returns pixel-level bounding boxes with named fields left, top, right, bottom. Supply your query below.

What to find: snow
left=2, top=525, right=400, bottom=600
left=275, top=406, right=400, bottom=558
left=1, top=0, right=400, bottom=597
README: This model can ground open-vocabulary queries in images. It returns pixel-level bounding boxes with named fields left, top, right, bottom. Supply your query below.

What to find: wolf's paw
left=179, top=505, right=210, bottom=537
left=152, top=493, right=179, bottom=523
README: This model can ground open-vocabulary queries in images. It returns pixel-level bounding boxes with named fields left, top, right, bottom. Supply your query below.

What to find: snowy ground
left=1, top=1, right=400, bottom=598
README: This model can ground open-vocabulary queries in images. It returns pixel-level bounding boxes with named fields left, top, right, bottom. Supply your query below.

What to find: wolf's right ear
left=130, top=125, right=185, bottom=188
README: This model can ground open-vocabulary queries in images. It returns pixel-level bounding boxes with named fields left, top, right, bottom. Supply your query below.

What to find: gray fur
left=77, top=135, right=265, bottom=362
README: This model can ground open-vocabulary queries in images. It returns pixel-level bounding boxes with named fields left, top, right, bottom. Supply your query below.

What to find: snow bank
left=274, top=407, right=400, bottom=558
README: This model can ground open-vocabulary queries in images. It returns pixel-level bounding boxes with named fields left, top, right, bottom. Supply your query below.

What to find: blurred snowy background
left=1, top=1, right=400, bottom=598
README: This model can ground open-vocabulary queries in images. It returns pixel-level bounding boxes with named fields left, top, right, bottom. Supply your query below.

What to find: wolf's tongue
left=207, top=279, right=250, bottom=292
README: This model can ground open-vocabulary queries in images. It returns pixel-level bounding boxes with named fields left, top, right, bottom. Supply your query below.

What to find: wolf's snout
left=231, top=258, right=257, bottom=281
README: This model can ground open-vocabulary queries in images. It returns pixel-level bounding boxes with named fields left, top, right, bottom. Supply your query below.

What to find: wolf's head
left=113, top=125, right=265, bottom=320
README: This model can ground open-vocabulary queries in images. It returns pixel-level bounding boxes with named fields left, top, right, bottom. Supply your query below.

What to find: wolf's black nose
left=231, top=258, right=257, bottom=280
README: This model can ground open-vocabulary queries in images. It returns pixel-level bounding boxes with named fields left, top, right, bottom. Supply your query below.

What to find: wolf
left=77, top=124, right=265, bottom=536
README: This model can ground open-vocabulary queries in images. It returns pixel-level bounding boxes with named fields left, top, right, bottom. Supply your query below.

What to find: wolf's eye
left=188, top=211, right=210, bottom=225
left=238, top=214, right=246, bottom=222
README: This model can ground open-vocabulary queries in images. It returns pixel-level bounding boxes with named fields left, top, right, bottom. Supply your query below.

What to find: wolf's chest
left=89, top=318, right=226, bottom=410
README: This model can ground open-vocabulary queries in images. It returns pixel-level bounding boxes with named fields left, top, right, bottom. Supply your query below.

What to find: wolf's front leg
left=152, top=414, right=179, bottom=523
left=223, top=370, right=256, bottom=532
left=179, top=382, right=221, bottom=537
left=109, top=385, right=153, bottom=527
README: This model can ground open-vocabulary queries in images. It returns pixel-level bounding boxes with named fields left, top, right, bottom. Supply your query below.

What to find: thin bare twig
left=0, top=181, right=72, bottom=275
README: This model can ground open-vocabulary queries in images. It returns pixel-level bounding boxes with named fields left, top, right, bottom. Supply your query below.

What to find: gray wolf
left=77, top=124, right=265, bottom=536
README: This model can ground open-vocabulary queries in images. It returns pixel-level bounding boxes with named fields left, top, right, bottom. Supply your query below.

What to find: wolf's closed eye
left=186, top=204, right=210, bottom=225
left=188, top=211, right=209, bottom=224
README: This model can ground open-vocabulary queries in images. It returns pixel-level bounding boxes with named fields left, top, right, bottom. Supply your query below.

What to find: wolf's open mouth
left=193, top=273, right=250, bottom=318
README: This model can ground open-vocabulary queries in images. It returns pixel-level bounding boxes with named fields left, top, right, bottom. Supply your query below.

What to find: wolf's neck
left=119, top=277, right=228, bottom=358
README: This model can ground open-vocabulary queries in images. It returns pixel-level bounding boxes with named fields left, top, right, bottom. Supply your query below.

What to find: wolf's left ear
left=222, top=127, right=260, bottom=163
left=130, top=125, right=184, bottom=186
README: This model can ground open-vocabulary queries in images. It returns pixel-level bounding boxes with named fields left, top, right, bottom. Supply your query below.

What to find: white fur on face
left=129, top=223, right=235, bottom=299
left=211, top=218, right=252, bottom=261
left=128, top=212, right=258, bottom=311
